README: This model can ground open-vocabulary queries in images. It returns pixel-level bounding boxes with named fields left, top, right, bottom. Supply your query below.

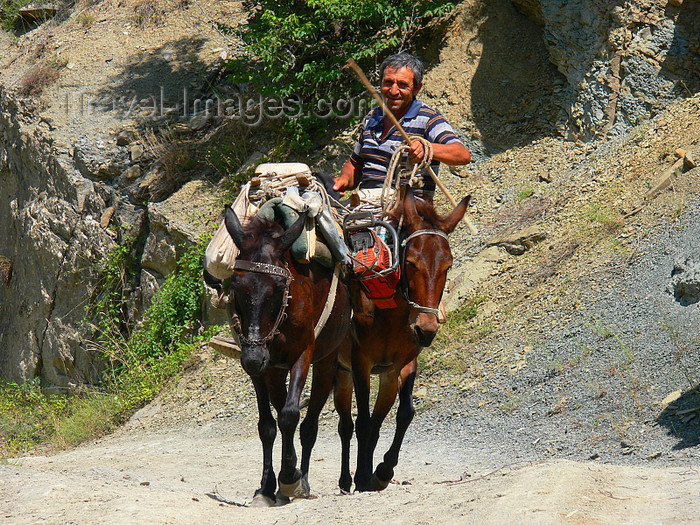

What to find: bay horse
left=207, top=205, right=351, bottom=505
left=335, top=188, right=470, bottom=492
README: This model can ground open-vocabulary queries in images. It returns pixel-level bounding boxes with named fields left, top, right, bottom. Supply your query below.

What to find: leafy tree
left=226, top=0, right=456, bottom=150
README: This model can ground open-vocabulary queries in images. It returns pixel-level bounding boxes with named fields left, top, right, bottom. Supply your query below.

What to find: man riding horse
left=333, top=52, right=471, bottom=200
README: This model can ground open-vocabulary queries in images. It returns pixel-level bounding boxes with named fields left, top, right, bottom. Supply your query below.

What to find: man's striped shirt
left=350, top=98, right=463, bottom=196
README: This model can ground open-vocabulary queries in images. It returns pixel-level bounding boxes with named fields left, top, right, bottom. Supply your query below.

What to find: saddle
left=205, top=163, right=351, bottom=280
left=343, top=212, right=401, bottom=309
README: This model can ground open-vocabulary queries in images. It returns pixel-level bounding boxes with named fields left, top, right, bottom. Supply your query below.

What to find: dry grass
left=76, top=11, right=95, bottom=27
left=132, top=0, right=191, bottom=27
left=18, top=64, right=61, bottom=95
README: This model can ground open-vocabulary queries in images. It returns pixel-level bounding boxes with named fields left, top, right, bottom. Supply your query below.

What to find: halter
left=231, top=259, right=292, bottom=346
left=400, top=228, right=449, bottom=319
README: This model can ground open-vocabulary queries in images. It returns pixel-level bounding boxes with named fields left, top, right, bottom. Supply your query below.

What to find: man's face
left=381, top=66, right=422, bottom=118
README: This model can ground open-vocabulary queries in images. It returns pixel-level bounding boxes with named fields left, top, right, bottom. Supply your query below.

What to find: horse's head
left=224, top=205, right=307, bottom=377
left=392, top=188, right=470, bottom=347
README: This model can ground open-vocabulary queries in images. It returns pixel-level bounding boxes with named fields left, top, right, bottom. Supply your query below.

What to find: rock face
left=511, top=0, right=700, bottom=140
left=487, top=225, right=546, bottom=256
left=0, top=87, right=218, bottom=390
left=670, top=257, right=700, bottom=306
left=0, top=88, right=133, bottom=387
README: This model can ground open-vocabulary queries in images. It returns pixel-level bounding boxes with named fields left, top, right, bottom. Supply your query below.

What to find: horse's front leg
left=373, top=358, right=417, bottom=491
left=277, top=346, right=313, bottom=499
left=334, top=364, right=354, bottom=493
left=249, top=374, right=278, bottom=506
left=299, top=349, right=338, bottom=494
left=364, top=369, right=400, bottom=491
left=352, top=350, right=375, bottom=492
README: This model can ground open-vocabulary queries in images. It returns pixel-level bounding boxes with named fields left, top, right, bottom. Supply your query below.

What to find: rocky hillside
left=0, top=0, right=699, bottom=393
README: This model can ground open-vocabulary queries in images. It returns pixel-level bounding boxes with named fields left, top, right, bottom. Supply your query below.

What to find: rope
left=330, top=136, right=434, bottom=224
left=381, top=136, right=433, bottom=215
left=247, top=172, right=335, bottom=214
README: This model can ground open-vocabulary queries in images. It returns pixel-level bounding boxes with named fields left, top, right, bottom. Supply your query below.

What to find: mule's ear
left=442, top=195, right=471, bottom=234
left=278, top=210, right=308, bottom=253
left=202, top=267, right=222, bottom=294
left=224, top=205, right=246, bottom=249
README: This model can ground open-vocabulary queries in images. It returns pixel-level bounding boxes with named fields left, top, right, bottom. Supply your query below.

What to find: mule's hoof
left=370, top=473, right=391, bottom=491
left=273, top=492, right=291, bottom=506
left=249, top=494, right=276, bottom=508
left=278, top=477, right=311, bottom=499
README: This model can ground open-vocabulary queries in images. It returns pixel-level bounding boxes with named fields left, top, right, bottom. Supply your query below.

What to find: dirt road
left=2, top=413, right=699, bottom=524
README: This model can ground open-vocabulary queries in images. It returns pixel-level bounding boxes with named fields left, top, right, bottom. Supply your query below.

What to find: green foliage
left=0, top=379, right=66, bottom=457
left=1, top=0, right=33, bottom=31
left=516, top=186, right=536, bottom=203
left=446, top=296, right=486, bottom=327
left=419, top=296, right=489, bottom=375
left=584, top=202, right=622, bottom=232
left=131, top=244, right=203, bottom=361
left=99, top=238, right=208, bottom=407
left=1, top=239, right=210, bottom=458
left=89, top=238, right=137, bottom=346
left=226, top=0, right=456, bottom=150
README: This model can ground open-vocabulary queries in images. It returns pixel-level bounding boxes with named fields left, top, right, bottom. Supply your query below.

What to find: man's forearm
left=431, top=142, right=471, bottom=165
left=333, top=158, right=363, bottom=191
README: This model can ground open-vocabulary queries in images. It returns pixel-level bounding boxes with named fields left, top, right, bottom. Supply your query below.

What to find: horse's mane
left=241, top=216, right=285, bottom=255
left=388, top=197, right=447, bottom=230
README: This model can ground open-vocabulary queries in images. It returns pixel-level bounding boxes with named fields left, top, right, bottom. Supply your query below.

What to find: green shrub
left=516, top=186, right=536, bottom=203
left=98, top=238, right=208, bottom=406
left=1, top=0, right=33, bottom=31
left=584, top=202, right=623, bottom=232
left=0, top=379, right=66, bottom=457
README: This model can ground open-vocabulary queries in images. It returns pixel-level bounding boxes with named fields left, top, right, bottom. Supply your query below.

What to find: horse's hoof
left=370, top=473, right=391, bottom=491
left=278, top=477, right=311, bottom=499
left=249, top=494, right=276, bottom=508
left=273, top=492, right=291, bottom=506
left=339, top=479, right=352, bottom=495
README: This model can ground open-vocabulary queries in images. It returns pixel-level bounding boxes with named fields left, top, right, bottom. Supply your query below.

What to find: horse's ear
left=442, top=195, right=471, bottom=234
left=278, top=210, right=308, bottom=253
left=224, top=205, right=246, bottom=249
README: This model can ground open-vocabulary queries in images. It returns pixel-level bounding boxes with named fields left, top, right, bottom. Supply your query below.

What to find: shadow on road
left=657, top=385, right=700, bottom=450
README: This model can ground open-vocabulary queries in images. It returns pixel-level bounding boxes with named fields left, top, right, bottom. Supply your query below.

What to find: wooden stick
left=344, top=58, right=478, bottom=234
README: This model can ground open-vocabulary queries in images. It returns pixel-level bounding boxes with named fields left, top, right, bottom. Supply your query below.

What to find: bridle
left=231, top=259, right=292, bottom=346
left=400, top=228, right=450, bottom=319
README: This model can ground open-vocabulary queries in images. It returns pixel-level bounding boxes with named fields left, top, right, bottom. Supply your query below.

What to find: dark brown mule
left=334, top=188, right=470, bottom=492
left=208, top=206, right=351, bottom=505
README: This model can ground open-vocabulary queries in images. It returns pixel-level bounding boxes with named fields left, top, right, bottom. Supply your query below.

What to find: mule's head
left=393, top=189, right=470, bottom=347
left=224, top=205, right=306, bottom=377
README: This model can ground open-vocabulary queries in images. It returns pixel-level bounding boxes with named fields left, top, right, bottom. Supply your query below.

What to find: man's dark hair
left=379, top=53, right=425, bottom=87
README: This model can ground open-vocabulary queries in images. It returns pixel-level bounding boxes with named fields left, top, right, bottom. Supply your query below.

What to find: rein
left=400, top=228, right=449, bottom=319
left=231, top=259, right=340, bottom=346
left=232, top=259, right=292, bottom=346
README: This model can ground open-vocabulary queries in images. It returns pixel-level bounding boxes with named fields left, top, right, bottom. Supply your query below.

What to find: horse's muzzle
left=240, top=345, right=270, bottom=377
left=410, top=310, right=440, bottom=347
left=412, top=325, right=437, bottom=347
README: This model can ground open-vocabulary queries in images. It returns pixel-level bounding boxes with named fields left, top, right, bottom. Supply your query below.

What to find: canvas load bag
left=204, top=162, right=351, bottom=280
left=204, top=163, right=317, bottom=280
left=204, top=182, right=257, bottom=280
